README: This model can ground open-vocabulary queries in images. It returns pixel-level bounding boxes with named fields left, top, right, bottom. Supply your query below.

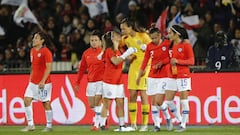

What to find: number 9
left=215, top=61, right=221, bottom=70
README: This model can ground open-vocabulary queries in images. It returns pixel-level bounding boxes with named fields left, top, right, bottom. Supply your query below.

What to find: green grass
left=0, top=125, right=239, bottom=135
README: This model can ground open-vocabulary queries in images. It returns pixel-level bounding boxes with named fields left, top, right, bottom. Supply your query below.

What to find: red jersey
left=30, top=46, right=52, bottom=84
left=102, top=48, right=123, bottom=84
left=140, top=39, right=170, bottom=78
left=168, top=42, right=195, bottom=78
left=76, top=47, right=104, bottom=83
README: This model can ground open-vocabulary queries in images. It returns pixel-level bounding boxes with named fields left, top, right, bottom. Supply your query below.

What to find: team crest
left=137, top=40, right=141, bottom=45
left=162, top=46, right=166, bottom=51
left=178, top=48, right=183, bottom=52
left=37, top=53, right=41, bottom=57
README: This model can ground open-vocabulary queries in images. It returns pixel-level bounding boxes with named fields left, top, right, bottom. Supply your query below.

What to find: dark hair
left=33, top=32, right=56, bottom=53
left=35, top=32, right=49, bottom=46
left=215, top=31, right=227, bottom=46
left=149, top=27, right=160, bottom=34
left=170, top=25, right=188, bottom=39
left=169, top=25, right=188, bottom=49
left=179, top=27, right=189, bottom=39
left=90, top=29, right=102, bottom=40
left=120, top=18, right=144, bottom=32
left=102, top=31, right=114, bottom=50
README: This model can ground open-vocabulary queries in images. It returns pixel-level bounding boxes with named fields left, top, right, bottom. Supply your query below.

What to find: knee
left=129, top=94, right=137, bottom=102
left=43, top=101, right=52, bottom=110
left=23, top=97, right=32, bottom=106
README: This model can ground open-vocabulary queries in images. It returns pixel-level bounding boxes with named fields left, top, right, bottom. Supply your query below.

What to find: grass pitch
left=0, top=125, right=239, bottom=135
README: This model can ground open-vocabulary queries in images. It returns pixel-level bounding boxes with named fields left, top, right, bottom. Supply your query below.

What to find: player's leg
left=165, top=79, right=182, bottom=123
left=21, top=83, right=36, bottom=132
left=86, top=82, right=102, bottom=130
left=175, top=78, right=191, bottom=132
left=151, top=95, right=161, bottom=132
left=42, top=101, right=53, bottom=132
left=139, top=90, right=149, bottom=132
left=116, top=98, right=125, bottom=128
left=179, top=91, right=189, bottom=129
left=99, top=98, right=111, bottom=130
left=165, top=90, right=182, bottom=122
left=156, top=94, right=173, bottom=131
left=128, top=89, right=138, bottom=130
left=93, top=95, right=103, bottom=130
left=41, top=83, right=53, bottom=132
left=147, top=78, right=160, bottom=132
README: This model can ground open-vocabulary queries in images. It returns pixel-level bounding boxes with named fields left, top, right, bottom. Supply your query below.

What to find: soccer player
left=120, top=18, right=152, bottom=131
left=75, top=30, right=105, bottom=131
left=136, top=28, right=173, bottom=132
left=165, top=25, right=195, bottom=132
left=21, top=32, right=53, bottom=132
left=99, top=30, right=137, bottom=132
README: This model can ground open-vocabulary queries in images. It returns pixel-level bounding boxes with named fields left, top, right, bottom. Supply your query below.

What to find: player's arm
left=172, top=44, right=195, bottom=66
left=136, top=46, right=150, bottom=85
left=111, top=47, right=137, bottom=65
left=39, top=62, right=52, bottom=89
left=29, top=70, right=32, bottom=82
left=76, top=54, right=87, bottom=84
left=75, top=53, right=88, bottom=92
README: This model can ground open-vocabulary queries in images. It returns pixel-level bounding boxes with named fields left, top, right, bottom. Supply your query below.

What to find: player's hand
left=136, top=76, right=141, bottom=85
left=126, top=54, right=137, bottom=63
left=38, top=81, right=45, bottom=90
left=136, top=70, right=145, bottom=85
left=154, top=62, right=163, bottom=69
left=170, top=58, right=178, bottom=65
left=74, top=84, right=80, bottom=96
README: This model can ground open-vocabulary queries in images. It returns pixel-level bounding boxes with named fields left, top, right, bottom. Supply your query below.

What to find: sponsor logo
left=52, top=75, right=86, bottom=124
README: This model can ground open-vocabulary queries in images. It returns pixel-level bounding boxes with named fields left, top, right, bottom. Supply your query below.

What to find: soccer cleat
left=166, top=118, right=173, bottom=131
left=41, top=127, right=52, bottom=132
left=127, top=124, right=137, bottom=131
left=152, top=126, right=160, bottom=132
left=139, top=125, right=148, bottom=132
left=175, top=126, right=186, bottom=132
left=100, top=126, right=108, bottom=131
left=114, top=126, right=133, bottom=132
left=105, top=117, right=110, bottom=129
left=91, top=126, right=99, bottom=131
left=20, top=125, right=36, bottom=132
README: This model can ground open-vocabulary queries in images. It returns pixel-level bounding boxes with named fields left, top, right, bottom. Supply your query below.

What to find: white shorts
left=146, top=77, right=168, bottom=95
left=102, top=82, right=125, bottom=99
left=24, top=82, right=52, bottom=102
left=86, top=81, right=103, bottom=96
left=165, top=78, right=191, bottom=92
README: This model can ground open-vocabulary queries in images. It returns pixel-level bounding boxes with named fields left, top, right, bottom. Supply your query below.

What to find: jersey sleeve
left=142, top=33, right=152, bottom=44
left=140, top=44, right=151, bottom=70
left=76, top=52, right=87, bottom=84
left=45, top=48, right=53, bottom=63
left=177, top=43, right=195, bottom=65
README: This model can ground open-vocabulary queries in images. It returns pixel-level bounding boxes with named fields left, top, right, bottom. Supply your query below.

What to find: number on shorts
left=39, top=89, right=47, bottom=98
left=162, top=81, right=166, bottom=90
left=181, top=79, right=187, bottom=87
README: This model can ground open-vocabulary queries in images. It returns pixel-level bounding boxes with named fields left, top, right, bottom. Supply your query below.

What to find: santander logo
left=51, top=75, right=86, bottom=124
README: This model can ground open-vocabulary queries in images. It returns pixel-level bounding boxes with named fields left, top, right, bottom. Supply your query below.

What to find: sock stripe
left=170, top=109, right=176, bottom=113
left=152, top=111, right=158, bottom=114
left=129, top=109, right=136, bottom=112
left=182, top=110, right=189, bottom=114
left=142, top=112, right=149, bottom=115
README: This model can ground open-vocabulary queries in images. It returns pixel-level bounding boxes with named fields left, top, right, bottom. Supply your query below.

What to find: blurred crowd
left=1, top=0, right=240, bottom=71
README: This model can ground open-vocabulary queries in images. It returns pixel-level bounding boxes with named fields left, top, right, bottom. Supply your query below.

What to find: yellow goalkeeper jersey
left=121, top=32, right=152, bottom=90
